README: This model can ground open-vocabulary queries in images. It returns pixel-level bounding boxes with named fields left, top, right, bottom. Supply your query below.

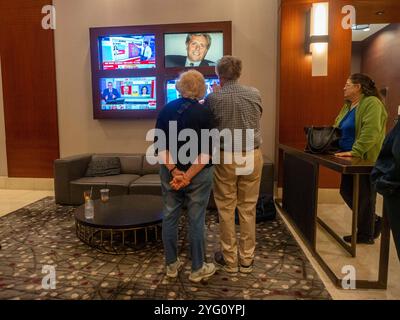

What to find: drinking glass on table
left=100, top=188, right=110, bottom=203
left=83, top=190, right=94, bottom=219
left=83, top=190, right=91, bottom=202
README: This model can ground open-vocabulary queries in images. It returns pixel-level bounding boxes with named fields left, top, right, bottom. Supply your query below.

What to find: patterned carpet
left=0, top=197, right=331, bottom=300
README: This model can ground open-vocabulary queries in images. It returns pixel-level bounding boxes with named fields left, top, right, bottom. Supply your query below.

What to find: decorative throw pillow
left=85, top=157, right=121, bottom=177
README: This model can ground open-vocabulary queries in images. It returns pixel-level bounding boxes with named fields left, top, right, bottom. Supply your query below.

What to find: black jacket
left=155, top=98, right=214, bottom=171
left=371, top=121, right=400, bottom=196
left=165, top=55, right=215, bottom=68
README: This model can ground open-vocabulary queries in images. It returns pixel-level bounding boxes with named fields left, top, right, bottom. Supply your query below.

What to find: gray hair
left=216, top=56, right=242, bottom=81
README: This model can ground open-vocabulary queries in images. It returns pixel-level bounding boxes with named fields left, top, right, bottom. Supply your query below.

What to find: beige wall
left=0, top=59, right=8, bottom=176
left=54, top=0, right=278, bottom=160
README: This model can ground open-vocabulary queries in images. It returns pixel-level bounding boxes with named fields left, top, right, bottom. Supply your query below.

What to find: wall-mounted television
left=166, top=77, right=220, bottom=104
left=90, top=21, right=232, bottom=119
left=100, top=77, right=156, bottom=110
left=164, top=33, right=223, bottom=68
left=100, top=34, right=156, bottom=70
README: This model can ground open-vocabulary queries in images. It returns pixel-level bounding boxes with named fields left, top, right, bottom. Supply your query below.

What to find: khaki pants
left=213, top=148, right=263, bottom=267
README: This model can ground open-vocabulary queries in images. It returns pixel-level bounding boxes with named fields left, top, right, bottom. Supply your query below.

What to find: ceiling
left=352, top=23, right=390, bottom=41
left=353, top=0, right=400, bottom=24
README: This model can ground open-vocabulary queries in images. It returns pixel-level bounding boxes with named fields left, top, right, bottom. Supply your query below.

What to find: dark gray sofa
left=54, top=153, right=274, bottom=207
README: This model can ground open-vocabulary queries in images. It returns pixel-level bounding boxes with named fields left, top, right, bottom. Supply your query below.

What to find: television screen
left=164, top=32, right=223, bottom=68
left=100, top=34, right=155, bottom=70
left=100, top=77, right=156, bottom=110
left=90, top=22, right=231, bottom=119
left=166, top=77, right=219, bottom=103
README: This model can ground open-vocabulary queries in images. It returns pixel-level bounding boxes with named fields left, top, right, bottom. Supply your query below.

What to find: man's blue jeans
left=160, top=165, right=213, bottom=272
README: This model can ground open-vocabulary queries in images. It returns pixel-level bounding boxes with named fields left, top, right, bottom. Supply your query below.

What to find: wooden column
left=0, top=0, right=59, bottom=178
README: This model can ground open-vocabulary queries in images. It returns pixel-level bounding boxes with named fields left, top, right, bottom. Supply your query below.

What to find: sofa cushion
left=129, top=174, right=161, bottom=196
left=142, top=155, right=160, bottom=174
left=72, top=174, right=140, bottom=187
left=119, top=155, right=143, bottom=175
left=85, top=156, right=121, bottom=177
left=130, top=174, right=160, bottom=186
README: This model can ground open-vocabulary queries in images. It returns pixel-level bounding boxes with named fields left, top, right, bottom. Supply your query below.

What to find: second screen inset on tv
left=164, top=32, right=223, bottom=68
left=166, top=77, right=220, bottom=103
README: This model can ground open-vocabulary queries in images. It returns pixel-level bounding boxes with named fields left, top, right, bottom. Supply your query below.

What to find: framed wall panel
left=0, top=0, right=59, bottom=178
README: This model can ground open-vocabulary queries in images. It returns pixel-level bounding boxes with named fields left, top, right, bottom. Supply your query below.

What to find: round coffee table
left=74, top=194, right=164, bottom=254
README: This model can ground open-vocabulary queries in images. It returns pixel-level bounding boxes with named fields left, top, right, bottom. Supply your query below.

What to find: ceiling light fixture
left=351, top=24, right=370, bottom=31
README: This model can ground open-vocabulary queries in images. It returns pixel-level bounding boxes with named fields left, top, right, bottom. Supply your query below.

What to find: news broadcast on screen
left=100, top=77, right=156, bottom=110
left=100, top=34, right=156, bottom=70
left=164, top=32, right=224, bottom=68
left=90, top=22, right=231, bottom=118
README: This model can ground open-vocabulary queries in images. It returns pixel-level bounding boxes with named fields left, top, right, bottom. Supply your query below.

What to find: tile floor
left=278, top=200, right=400, bottom=300
left=0, top=189, right=399, bottom=300
left=0, top=190, right=54, bottom=218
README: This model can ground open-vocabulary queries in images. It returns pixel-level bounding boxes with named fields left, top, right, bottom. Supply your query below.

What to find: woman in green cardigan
left=334, top=73, right=387, bottom=244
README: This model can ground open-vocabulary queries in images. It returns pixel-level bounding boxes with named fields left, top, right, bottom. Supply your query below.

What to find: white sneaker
left=166, top=258, right=183, bottom=278
left=189, top=263, right=216, bottom=283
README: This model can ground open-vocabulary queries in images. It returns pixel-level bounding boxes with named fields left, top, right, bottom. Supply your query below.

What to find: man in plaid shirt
left=205, top=55, right=263, bottom=274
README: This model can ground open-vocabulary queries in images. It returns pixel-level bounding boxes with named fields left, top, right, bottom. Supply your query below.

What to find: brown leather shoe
left=214, top=252, right=238, bottom=273
left=239, top=262, right=253, bottom=273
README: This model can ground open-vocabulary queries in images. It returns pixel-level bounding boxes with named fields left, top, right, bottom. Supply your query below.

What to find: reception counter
left=275, top=144, right=390, bottom=289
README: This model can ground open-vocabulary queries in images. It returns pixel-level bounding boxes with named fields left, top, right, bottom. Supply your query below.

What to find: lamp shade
left=310, top=2, right=329, bottom=37
left=310, top=2, right=329, bottom=76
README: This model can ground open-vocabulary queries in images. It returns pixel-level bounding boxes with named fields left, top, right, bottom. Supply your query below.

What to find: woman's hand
left=170, top=173, right=191, bottom=190
left=171, top=168, right=185, bottom=178
left=334, top=151, right=353, bottom=157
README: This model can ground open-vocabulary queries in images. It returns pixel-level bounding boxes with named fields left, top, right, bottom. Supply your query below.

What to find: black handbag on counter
left=304, top=126, right=341, bottom=154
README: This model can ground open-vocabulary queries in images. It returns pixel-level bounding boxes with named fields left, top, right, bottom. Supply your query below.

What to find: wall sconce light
left=305, top=2, right=329, bottom=76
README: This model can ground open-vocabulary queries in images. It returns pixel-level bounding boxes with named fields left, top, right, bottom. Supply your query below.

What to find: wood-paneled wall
left=0, top=0, right=59, bottom=178
left=361, top=24, right=400, bottom=130
left=278, top=0, right=352, bottom=188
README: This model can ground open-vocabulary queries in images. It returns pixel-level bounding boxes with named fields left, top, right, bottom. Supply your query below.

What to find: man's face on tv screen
left=186, top=35, right=209, bottom=62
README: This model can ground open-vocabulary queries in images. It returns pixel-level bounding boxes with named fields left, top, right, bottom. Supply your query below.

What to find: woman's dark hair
left=350, top=73, right=382, bottom=101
